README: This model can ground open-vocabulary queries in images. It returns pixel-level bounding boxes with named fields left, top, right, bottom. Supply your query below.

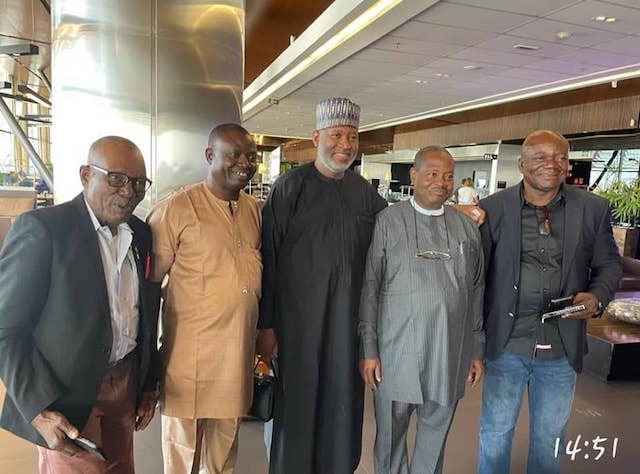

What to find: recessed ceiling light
left=556, top=31, right=572, bottom=40
left=513, top=44, right=540, bottom=51
left=415, top=79, right=429, bottom=84
left=436, top=73, right=449, bottom=78
left=592, top=16, right=616, bottom=23
left=463, top=65, right=482, bottom=70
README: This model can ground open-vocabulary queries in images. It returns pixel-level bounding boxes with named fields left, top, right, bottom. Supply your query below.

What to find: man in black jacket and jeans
left=477, top=129, right=621, bottom=474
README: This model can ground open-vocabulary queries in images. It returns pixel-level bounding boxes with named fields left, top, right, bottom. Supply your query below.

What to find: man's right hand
left=31, top=410, right=84, bottom=456
left=359, top=358, right=382, bottom=390
left=256, top=328, right=278, bottom=362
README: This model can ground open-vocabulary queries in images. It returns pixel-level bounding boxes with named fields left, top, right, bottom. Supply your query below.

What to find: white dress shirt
left=85, top=200, right=139, bottom=363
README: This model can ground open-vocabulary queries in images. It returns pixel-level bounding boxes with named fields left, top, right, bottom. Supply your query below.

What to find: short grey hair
left=413, top=145, right=453, bottom=169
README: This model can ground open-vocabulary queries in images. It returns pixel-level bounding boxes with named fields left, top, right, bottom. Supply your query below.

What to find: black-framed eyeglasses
left=535, top=205, right=551, bottom=236
left=413, top=206, right=451, bottom=260
left=89, top=164, right=152, bottom=193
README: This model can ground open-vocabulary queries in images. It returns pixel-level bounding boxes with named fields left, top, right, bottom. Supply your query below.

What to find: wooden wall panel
left=394, top=96, right=640, bottom=149
left=281, top=140, right=316, bottom=163
left=396, top=77, right=640, bottom=134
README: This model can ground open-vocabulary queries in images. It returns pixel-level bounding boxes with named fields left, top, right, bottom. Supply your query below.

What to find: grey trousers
left=373, top=395, right=458, bottom=474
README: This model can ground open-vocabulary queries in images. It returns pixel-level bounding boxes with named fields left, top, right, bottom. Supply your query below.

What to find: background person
left=457, top=177, right=479, bottom=205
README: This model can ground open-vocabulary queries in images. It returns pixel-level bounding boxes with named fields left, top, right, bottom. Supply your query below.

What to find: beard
left=317, top=150, right=355, bottom=174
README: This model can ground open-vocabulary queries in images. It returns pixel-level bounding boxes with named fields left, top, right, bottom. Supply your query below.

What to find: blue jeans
left=478, top=351, right=576, bottom=474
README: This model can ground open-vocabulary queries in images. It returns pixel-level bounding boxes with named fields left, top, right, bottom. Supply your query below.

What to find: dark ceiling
left=245, top=0, right=333, bottom=87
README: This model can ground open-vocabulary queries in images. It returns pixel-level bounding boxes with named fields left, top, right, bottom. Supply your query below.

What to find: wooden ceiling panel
left=245, top=0, right=333, bottom=86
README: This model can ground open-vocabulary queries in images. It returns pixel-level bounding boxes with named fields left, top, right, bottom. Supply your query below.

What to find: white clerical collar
left=410, top=197, right=444, bottom=216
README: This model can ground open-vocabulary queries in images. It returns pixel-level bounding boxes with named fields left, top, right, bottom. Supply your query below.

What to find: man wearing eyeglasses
left=0, top=136, right=161, bottom=473
left=359, top=146, right=484, bottom=474
left=477, top=129, right=622, bottom=474
left=147, top=123, right=261, bottom=474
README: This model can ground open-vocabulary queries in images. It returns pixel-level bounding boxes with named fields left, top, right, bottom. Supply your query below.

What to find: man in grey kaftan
left=359, top=146, right=485, bottom=474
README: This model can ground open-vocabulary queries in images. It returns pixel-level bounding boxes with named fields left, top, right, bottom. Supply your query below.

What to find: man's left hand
left=466, top=359, right=484, bottom=387
left=135, top=391, right=158, bottom=431
left=563, top=292, right=599, bottom=319
left=453, top=205, right=486, bottom=226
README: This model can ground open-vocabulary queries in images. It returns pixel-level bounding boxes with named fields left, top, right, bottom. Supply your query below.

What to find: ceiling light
left=593, top=16, right=607, bottom=21
left=605, top=17, right=617, bottom=23
left=415, top=79, right=429, bottom=84
left=243, top=0, right=403, bottom=114
left=436, top=73, right=450, bottom=78
left=17, top=84, right=51, bottom=108
left=592, top=16, right=616, bottom=23
left=556, top=31, right=572, bottom=40
left=0, top=43, right=39, bottom=56
left=513, top=44, right=540, bottom=51
left=463, top=65, right=482, bottom=70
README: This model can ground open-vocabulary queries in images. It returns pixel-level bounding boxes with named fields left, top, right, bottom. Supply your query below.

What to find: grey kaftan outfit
left=358, top=201, right=485, bottom=474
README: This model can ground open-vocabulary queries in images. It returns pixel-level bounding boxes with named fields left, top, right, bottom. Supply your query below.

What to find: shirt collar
left=519, top=181, right=565, bottom=209
left=410, top=197, right=444, bottom=216
left=84, top=198, right=133, bottom=237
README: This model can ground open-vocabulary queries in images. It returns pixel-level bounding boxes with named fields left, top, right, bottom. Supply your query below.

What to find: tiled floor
left=3, top=374, right=639, bottom=473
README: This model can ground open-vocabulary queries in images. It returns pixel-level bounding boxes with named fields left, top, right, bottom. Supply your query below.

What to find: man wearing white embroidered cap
left=257, top=98, right=387, bottom=473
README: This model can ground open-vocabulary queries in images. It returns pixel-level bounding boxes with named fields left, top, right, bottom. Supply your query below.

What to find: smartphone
left=548, top=295, right=574, bottom=312
left=71, top=437, right=107, bottom=461
left=542, top=304, right=586, bottom=323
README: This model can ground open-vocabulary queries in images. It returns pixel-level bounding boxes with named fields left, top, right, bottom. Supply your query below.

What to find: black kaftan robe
left=260, top=163, right=387, bottom=474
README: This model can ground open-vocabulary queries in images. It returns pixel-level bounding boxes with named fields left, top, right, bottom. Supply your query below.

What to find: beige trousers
left=162, top=415, right=239, bottom=474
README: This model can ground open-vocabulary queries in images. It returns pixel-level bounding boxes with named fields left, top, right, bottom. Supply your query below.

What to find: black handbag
left=249, top=359, right=277, bottom=422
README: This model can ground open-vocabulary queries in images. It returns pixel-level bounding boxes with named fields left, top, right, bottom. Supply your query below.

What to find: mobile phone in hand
left=542, top=304, right=586, bottom=323
left=71, top=437, right=107, bottom=461
left=548, top=295, right=574, bottom=312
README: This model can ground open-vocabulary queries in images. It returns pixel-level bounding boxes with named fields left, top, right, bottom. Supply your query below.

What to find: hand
left=563, top=292, right=599, bottom=319
left=452, top=205, right=486, bottom=226
left=256, top=328, right=278, bottom=362
left=31, top=410, right=84, bottom=456
left=135, top=391, right=158, bottom=431
left=466, top=359, right=484, bottom=387
left=359, top=358, right=382, bottom=391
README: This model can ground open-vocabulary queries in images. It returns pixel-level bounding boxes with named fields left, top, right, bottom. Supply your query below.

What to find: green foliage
left=595, top=180, right=640, bottom=226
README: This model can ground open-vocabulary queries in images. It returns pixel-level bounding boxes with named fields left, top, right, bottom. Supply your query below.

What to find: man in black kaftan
left=258, top=98, right=387, bottom=474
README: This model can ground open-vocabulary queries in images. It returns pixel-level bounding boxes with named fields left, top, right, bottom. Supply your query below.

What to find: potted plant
left=595, top=180, right=640, bottom=257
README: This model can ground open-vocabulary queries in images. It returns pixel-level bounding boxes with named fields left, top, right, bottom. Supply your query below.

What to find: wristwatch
left=593, top=300, right=604, bottom=317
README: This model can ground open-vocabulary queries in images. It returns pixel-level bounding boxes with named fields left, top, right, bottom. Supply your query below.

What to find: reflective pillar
left=51, top=0, right=244, bottom=212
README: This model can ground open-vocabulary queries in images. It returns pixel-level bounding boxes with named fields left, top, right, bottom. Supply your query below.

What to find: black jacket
left=479, top=184, right=621, bottom=372
left=0, top=194, right=161, bottom=447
